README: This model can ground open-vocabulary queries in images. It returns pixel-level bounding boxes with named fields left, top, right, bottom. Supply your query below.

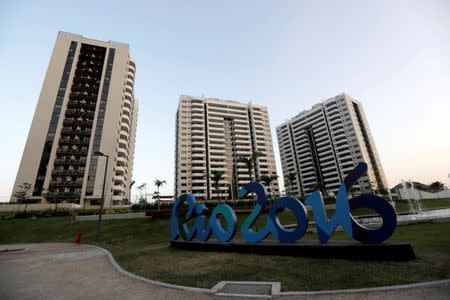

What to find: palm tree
left=284, top=172, right=297, bottom=197
left=136, top=183, right=147, bottom=209
left=237, top=151, right=265, bottom=182
left=260, top=174, right=278, bottom=203
left=211, top=170, right=225, bottom=203
left=154, top=179, right=166, bottom=211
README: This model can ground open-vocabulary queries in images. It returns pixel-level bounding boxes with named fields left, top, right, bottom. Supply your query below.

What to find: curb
left=87, top=244, right=450, bottom=298
left=88, top=244, right=213, bottom=295
left=277, top=279, right=450, bottom=297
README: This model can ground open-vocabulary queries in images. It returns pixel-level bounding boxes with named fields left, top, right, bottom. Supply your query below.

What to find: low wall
left=76, top=212, right=145, bottom=221
left=0, top=203, right=80, bottom=212
left=395, top=189, right=450, bottom=200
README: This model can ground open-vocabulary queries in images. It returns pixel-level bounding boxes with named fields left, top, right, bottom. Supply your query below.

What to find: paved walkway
left=0, top=243, right=449, bottom=299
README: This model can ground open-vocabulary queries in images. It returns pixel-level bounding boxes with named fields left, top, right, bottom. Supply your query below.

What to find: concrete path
left=0, top=243, right=449, bottom=300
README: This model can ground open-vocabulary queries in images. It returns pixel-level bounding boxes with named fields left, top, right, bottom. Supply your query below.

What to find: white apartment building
left=11, top=32, right=138, bottom=207
left=276, top=93, right=388, bottom=198
left=175, top=95, right=279, bottom=201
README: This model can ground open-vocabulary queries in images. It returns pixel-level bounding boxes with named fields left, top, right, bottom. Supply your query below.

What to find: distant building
left=175, top=95, right=279, bottom=200
left=276, top=93, right=388, bottom=197
left=11, top=32, right=138, bottom=207
left=390, top=181, right=429, bottom=193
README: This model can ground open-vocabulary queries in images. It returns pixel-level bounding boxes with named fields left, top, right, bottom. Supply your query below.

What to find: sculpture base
left=170, top=239, right=415, bottom=260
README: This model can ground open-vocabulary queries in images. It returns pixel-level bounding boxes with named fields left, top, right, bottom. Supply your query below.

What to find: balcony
left=67, top=100, right=97, bottom=110
left=116, top=156, right=128, bottom=166
left=75, top=67, right=102, bottom=76
left=59, top=137, right=91, bottom=146
left=191, top=124, right=205, bottom=130
left=191, top=111, right=203, bottom=118
left=209, top=149, right=225, bottom=158
left=126, top=78, right=134, bottom=88
left=128, top=64, right=136, bottom=74
left=52, top=169, right=85, bottom=176
left=115, top=166, right=126, bottom=175
left=123, top=106, right=132, bottom=117
left=60, top=128, right=92, bottom=136
left=124, top=97, right=132, bottom=108
left=191, top=152, right=206, bottom=157
left=112, top=195, right=123, bottom=202
left=118, top=138, right=128, bottom=148
left=121, top=122, right=130, bottom=133
left=69, top=88, right=98, bottom=98
left=63, top=118, right=93, bottom=127
left=191, top=140, right=205, bottom=146
left=49, top=181, right=83, bottom=187
left=65, top=109, right=95, bottom=118
left=191, top=129, right=204, bottom=135
left=114, top=175, right=125, bottom=184
left=122, top=114, right=131, bottom=125
left=119, top=131, right=129, bottom=142
left=54, top=158, right=88, bottom=165
left=191, top=165, right=206, bottom=170
left=209, top=137, right=224, bottom=143
left=45, top=192, right=81, bottom=201
left=117, top=147, right=128, bottom=157
left=57, top=148, right=88, bottom=155
left=191, top=107, right=203, bottom=113
left=191, top=179, right=207, bottom=184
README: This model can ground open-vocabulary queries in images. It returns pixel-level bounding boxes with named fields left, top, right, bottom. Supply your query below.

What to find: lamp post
left=94, top=151, right=109, bottom=242
left=129, top=180, right=135, bottom=207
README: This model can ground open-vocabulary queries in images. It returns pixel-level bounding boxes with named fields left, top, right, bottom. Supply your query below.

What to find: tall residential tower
left=276, top=93, right=388, bottom=198
left=11, top=32, right=138, bottom=207
left=175, top=95, right=279, bottom=200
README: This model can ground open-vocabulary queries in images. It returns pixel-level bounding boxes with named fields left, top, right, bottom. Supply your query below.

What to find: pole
left=96, top=154, right=108, bottom=242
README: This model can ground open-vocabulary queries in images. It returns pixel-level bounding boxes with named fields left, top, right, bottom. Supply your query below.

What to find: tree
left=138, top=195, right=148, bottom=211
left=311, top=182, right=325, bottom=194
left=154, top=179, right=166, bottom=211
left=237, top=151, right=265, bottom=181
left=429, top=181, right=445, bottom=193
left=13, top=183, right=32, bottom=213
left=284, top=172, right=297, bottom=197
left=260, top=174, right=278, bottom=203
left=211, top=170, right=225, bottom=202
left=375, top=186, right=388, bottom=196
left=136, top=183, right=148, bottom=206
left=41, top=186, right=59, bottom=213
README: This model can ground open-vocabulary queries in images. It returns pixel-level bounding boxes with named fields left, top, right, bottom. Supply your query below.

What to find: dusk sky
left=1, top=0, right=449, bottom=201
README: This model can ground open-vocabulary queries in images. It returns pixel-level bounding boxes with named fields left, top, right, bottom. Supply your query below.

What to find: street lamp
left=94, top=151, right=109, bottom=242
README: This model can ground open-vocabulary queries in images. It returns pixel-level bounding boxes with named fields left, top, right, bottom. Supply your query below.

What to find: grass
left=1, top=213, right=449, bottom=291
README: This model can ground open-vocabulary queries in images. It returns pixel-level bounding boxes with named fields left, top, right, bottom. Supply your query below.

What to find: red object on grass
left=75, top=231, right=81, bottom=245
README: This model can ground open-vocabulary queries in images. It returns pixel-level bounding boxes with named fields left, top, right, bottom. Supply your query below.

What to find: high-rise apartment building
left=276, top=93, right=388, bottom=197
left=175, top=95, right=279, bottom=200
left=11, top=32, right=138, bottom=207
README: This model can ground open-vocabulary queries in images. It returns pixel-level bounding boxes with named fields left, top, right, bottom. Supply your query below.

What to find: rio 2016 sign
left=170, top=163, right=397, bottom=244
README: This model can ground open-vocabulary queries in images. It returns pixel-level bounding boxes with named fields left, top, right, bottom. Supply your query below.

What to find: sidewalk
left=0, top=243, right=449, bottom=299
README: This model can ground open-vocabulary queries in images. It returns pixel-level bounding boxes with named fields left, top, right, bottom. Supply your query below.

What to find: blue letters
left=170, top=163, right=397, bottom=245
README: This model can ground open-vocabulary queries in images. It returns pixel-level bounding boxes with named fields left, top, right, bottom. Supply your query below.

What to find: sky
left=1, top=0, right=449, bottom=201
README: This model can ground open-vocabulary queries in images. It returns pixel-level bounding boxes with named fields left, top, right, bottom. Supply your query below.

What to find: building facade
left=175, top=95, right=279, bottom=201
left=276, top=93, right=388, bottom=198
left=11, top=32, right=138, bottom=207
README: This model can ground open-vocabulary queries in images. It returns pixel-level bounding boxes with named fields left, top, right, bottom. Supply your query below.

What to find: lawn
left=1, top=216, right=449, bottom=291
